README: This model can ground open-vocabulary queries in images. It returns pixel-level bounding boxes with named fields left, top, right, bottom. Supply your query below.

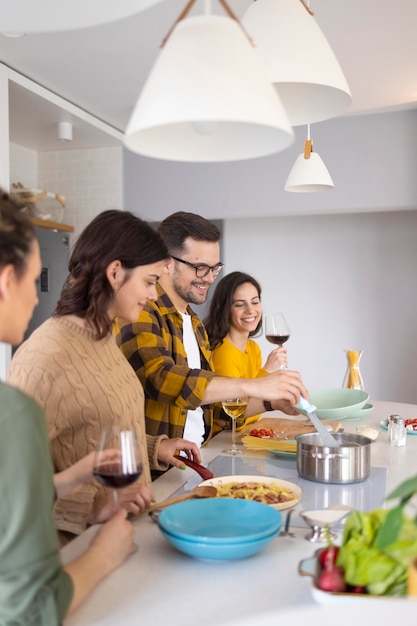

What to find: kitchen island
left=62, top=400, right=417, bottom=626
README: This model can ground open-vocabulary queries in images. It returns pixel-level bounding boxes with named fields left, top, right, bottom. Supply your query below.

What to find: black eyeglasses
left=171, top=256, right=224, bottom=278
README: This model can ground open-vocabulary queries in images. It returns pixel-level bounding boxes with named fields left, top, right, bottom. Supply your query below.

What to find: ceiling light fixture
left=284, top=124, right=334, bottom=192
left=242, top=0, right=352, bottom=126
left=0, top=0, right=163, bottom=33
left=124, top=0, right=294, bottom=162
left=57, top=122, right=73, bottom=142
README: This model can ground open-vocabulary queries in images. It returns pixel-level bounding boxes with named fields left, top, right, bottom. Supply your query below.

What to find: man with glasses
left=115, top=212, right=307, bottom=449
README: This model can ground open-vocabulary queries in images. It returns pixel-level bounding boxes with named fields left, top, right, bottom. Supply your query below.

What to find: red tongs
left=173, top=455, right=214, bottom=480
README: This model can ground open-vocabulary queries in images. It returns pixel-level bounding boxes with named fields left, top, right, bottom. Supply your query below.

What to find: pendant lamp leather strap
left=161, top=0, right=254, bottom=47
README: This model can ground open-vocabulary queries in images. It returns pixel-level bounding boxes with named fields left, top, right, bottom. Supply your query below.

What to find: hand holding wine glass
left=93, top=427, right=143, bottom=511
left=265, top=313, right=291, bottom=348
left=222, top=397, right=248, bottom=456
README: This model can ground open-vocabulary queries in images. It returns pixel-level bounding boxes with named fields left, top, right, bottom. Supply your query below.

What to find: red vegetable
left=317, top=546, right=346, bottom=593
left=250, top=427, right=275, bottom=438
left=319, top=546, right=340, bottom=569
left=317, top=566, right=346, bottom=592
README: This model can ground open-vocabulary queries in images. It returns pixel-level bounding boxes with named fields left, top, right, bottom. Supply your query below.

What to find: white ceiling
left=1, top=0, right=417, bottom=151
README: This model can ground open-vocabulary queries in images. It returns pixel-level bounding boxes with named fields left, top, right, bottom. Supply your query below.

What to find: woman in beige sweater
left=8, top=209, right=200, bottom=542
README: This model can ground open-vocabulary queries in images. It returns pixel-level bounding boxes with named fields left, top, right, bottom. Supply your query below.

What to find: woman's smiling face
left=229, top=282, right=262, bottom=335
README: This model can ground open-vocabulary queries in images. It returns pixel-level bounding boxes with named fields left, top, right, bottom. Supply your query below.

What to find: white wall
left=223, top=210, right=417, bottom=404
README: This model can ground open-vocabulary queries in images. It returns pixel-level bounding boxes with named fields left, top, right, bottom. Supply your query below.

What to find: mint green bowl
left=296, top=388, right=369, bottom=421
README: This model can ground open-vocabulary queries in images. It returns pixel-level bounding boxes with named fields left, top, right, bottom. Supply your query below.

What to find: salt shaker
left=388, top=414, right=399, bottom=439
left=389, top=415, right=407, bottom=447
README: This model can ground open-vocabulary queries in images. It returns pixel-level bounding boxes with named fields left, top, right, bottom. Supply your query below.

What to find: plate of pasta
left=198, top=475, right=302, bottom=511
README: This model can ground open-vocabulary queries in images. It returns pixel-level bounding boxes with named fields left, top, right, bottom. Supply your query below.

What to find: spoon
left=298, top=396, right=340, bottom=448
left=146, top=485, right=217, bottom=513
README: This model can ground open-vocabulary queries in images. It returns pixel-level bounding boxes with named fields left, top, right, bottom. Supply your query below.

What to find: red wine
left=266, top=334, right=290, bottom=346
left=93, top=463, right=142, bottom=489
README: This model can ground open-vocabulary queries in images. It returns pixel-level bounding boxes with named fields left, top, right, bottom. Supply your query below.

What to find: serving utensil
left=298, top=396, right=340, bottom=448
left=280, top=365, right=339, bottom=447
left=173, top=454, right=214, bottom=479
left=146, top=485, right=217, bottom=514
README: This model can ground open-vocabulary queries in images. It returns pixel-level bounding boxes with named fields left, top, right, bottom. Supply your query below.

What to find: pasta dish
left=215, top=481, right=297, bottom=505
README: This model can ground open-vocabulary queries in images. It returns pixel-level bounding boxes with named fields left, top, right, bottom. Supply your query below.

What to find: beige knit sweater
left=8, top=316, right=168, bottom=537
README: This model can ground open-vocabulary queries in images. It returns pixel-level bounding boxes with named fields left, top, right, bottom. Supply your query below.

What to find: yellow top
left=211, top=338, right=267, bottom=428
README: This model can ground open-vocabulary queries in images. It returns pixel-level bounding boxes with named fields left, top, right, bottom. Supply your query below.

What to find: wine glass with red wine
left=265, top=313, right=291, bottom=349
left=93, top=427, right=143, bottom=510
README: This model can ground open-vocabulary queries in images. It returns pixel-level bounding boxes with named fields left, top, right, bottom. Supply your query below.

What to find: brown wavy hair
left=54, top=210, right=169, bottom=339
left=0, top=190, right=36, bottom=279
left=205, top=271, right=262, bottom=349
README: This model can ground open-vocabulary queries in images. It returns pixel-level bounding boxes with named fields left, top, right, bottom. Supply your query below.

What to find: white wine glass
left=222, top=397, right=248, bottom=456
left=265, top=313, right=291, bottom=350
left=93, top=426, right=143, bottom=510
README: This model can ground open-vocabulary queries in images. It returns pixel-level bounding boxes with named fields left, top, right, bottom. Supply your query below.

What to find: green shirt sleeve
left=0, top=383, right=73, bottom=624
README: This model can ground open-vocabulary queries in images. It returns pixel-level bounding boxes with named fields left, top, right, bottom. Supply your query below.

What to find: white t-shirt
left=180, top=312, right=205, bottom=447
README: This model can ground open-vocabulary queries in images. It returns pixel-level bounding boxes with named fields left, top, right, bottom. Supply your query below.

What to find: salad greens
left=336, top=476, right=417, bottom=596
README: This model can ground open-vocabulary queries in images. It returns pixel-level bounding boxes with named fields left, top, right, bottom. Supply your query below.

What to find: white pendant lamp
left=285, top=125, right=334, bottom=192
left=0, top=0, right=163, bottom=33
left=242, top=0, right=352, bottom=126
left=124, top=2, right=294, bottom=163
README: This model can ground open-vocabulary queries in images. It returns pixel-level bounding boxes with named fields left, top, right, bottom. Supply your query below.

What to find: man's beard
left=172, top=276, right=209, bottom=306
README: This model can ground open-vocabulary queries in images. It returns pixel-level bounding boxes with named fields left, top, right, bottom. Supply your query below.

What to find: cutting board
left=239, top=417, right=342, bottom=440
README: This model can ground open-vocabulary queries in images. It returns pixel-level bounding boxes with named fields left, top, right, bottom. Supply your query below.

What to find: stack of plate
left=158, top=498, right=282, bottom=560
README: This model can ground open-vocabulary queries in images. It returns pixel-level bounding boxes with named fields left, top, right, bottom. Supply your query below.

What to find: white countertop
left=62, top=400, right=417, bottom=626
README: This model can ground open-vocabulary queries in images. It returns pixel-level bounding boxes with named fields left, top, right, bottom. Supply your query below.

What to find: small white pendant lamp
left=0, top=0, right=163, bottom=33
left=124, top=1, right=294, bottom=162
left=285, top=125, right=334, bottom=192
left=242, top=0, right=352, bottom=126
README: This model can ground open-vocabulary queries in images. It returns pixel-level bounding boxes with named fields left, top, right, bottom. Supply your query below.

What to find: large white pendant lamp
left=0, top=0, right=163, bottom=33
left=124, top=1, right=294, bottom=162
left=285, top=125, right=334, bottom=192
left=242, top=0, right=352, bottom=126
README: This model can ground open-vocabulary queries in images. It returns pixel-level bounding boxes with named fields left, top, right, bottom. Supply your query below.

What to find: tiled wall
left=38, top=147, right=123, bottom=236
left=9, top=143, right=38, bottom=189
left=10, top=143, right=123, bottom=237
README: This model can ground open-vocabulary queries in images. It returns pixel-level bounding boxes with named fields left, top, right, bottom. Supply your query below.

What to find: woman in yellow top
left=205, top=272, right=288, bottom=428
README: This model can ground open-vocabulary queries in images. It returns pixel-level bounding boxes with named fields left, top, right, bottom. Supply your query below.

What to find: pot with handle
left=296, top=432, right=372, bottom=484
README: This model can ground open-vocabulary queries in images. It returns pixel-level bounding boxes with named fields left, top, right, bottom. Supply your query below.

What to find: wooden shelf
left=30, top=217, right=74, bottom=232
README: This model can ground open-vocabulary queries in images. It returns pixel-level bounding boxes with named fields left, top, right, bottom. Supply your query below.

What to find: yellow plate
left=199, top=474, right=302, bottom=511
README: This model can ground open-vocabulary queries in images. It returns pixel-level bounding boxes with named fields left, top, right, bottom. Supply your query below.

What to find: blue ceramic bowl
left=159, top=526, right=281, bottom=560
left=158, top=498, right=282, bottom=544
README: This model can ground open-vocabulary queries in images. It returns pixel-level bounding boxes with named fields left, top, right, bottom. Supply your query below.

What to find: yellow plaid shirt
left=114, top=284, right=216, bottom=443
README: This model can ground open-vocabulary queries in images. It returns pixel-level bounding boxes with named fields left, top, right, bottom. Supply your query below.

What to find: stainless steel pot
left=296, top=432, right=372, bottom=484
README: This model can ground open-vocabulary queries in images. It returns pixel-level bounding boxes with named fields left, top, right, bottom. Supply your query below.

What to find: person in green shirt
left=0, top=190, right=135, bottom=624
